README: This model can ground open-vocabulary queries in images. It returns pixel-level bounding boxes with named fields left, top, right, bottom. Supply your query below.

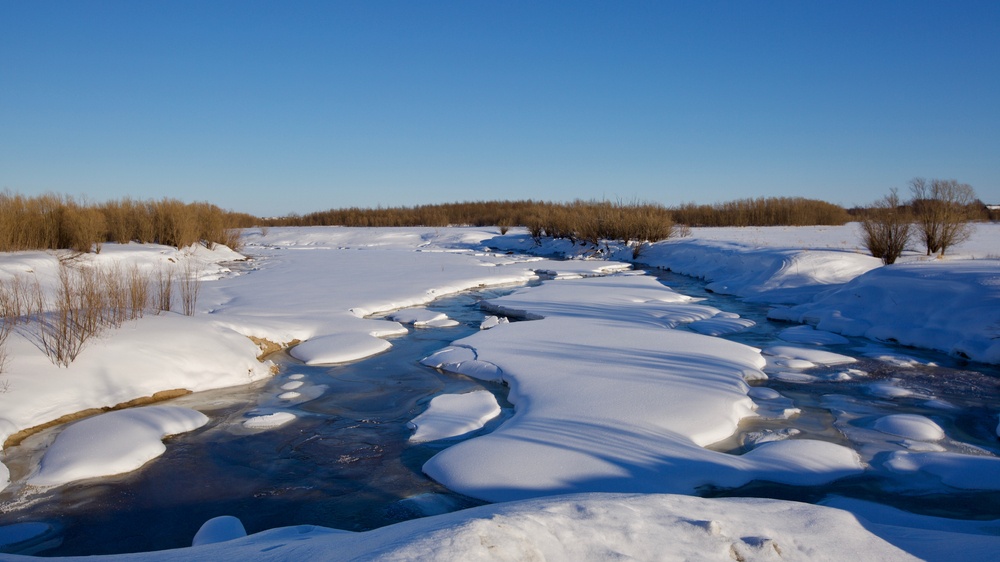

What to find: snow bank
left=407, top=390, right=501, bottom=442
left=87, top=493, right=917, bottom=561
left=27, top=406, right=209, bottom=487
left=422, top=275, right=862, bottom=502
left=769, top=261, right=1000, bottom=364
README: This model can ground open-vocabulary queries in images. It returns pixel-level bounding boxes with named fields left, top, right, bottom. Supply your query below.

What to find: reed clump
left=0, top=191, right=257, bottom=253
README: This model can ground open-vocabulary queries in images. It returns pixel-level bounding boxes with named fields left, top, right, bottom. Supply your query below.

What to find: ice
left=280, top=381, right=303, bottom=390
left=885, top=451, right=1000, bottom=490
left=387, top=308, right=460, bottom=328
left=407, top=390, right=502, bottom=442
left=479, top=315, right=509, bottom=330
left=243, top=411, right=297, bottom=430
left=27, top=406, right=209, bottom=487
left=778, top=325, right=850, bottom=345
left=763, top=345, right=857, bottom=366
left=747, top=387, right=782, bottom=400
left=0, top=460, right=8, bottom=493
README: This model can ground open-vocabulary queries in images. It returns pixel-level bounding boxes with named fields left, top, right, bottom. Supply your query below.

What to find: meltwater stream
left=0, top=289, right=515, bottom=557
left=2, top=268, right=1000, bottom=556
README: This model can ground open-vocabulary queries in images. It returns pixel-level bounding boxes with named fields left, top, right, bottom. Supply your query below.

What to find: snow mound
left=422, top=275, right=862, bottom=502
left=27, top=406, right=209, bottom=487
left=688, top=316, right=756, bottom=336
left=0, top=461, right=8, bottom=493
left=116, top=493, right=916, bottom=561
left=407, top=391, right=501, bottom=442
left=870, top=414, right=946, bottom=441
left=289, top=333, right=392, bottom=365
left=192, top=516, right=248, bottom=546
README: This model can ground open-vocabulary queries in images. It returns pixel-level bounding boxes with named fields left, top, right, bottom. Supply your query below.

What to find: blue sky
left=2, top=1, right=998, bottom=216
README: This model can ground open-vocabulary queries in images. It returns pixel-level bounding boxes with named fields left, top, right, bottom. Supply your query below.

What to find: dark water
left=3, top=269, right=1000, bottom=556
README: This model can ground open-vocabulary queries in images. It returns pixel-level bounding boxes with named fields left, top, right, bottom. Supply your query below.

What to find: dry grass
left=0, top=191, right=257, bottom=253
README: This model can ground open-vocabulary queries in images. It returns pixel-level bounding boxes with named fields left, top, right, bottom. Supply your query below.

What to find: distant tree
left=909, top=178, right=978, bottom=256
left=860, top=189, right=911, bottom=265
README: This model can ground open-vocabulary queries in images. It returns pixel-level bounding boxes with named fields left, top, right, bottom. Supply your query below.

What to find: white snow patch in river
left=407, top=390, right=501, bottom=442
left=27, top=406, right=209, bottom=487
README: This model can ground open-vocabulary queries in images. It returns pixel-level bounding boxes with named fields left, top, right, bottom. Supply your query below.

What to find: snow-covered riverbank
left=2, top=224, right=999, bottom=560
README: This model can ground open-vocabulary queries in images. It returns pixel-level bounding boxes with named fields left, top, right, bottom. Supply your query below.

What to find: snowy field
left=1, top=223, right=999, bottom=560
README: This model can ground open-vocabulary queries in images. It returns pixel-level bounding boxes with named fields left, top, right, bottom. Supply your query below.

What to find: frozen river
left=2, top=268, right=999, bottom=557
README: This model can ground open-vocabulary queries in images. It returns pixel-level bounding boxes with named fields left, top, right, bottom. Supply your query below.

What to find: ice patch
left=280, top=381, right=304, bottom=391
left=408, top=391, right=501, bottom=442
left=388, top=308, right=460, bottom=328
left=28, top=406, right=209, bottom=487
left=885, top=451, right=1000, bottom=490
left=0, top=460, right=8, bottom=493
left=479, top=315, right=509, bottom=330
left=747, top=387, right=782, bottom=400
left=742, top=428, right=802, bottom=449
left=243, top=412, right=297, bottom=430
left=763, top=345, right=857, bottom=366
left=778, top=325, right=850, bottom=346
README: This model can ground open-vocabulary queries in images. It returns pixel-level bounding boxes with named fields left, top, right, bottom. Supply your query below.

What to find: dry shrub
left=909, top=178, right=978, bottom=256
left=0, top=191, right=256, bottom=252
left=156, top=267, right=174, bottom=313
left=179, top=261, right=202, bottom=316
left=16, top=262, right=155, bottom=367
left=860, top=189, right=912, bottom=265
left=127, top=264, right=150, bottom=320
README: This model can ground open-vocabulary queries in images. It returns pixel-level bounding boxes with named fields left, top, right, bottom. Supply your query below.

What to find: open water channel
left=1, top=266, right=999, bottom=556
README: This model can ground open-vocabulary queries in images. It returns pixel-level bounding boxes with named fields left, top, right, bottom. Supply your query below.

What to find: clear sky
left=2, top=1, right=998, bottom=217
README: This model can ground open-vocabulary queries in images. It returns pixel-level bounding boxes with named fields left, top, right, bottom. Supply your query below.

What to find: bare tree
left=909, top=178, right=978, bottom=256
left=860, top=189, right=912, bottom=265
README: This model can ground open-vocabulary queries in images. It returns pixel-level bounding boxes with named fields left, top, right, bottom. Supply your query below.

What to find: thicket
left=0, top=192, right=256, bottom=253
left=266, top=197, right=854, bottom=230
left=0, top=261, right=200, bottom=368
left=671, top=197, right=851, bottom=227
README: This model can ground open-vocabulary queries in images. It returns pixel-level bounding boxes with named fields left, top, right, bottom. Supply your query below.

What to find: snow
left=421, top=275, right=863, bottom=502
left=288, top=333, right=393, bottom=365
left=192, top=516, right=248, bottom=547
left=77, top=493, right=918, bottom=562
left=407, top=390, right=501, bottom=442
left=388, top=308, right=460, bottom=328
left=2, top=224, right=1000, bottom=560
left=27, top=406, right=209, bottom=487
left=870, top=414, right=946, bottom=441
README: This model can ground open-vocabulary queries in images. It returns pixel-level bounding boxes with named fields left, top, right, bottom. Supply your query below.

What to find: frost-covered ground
left=1, top=223, right=999, bottom=560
